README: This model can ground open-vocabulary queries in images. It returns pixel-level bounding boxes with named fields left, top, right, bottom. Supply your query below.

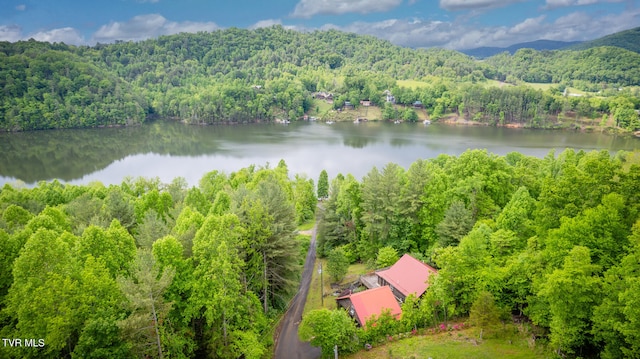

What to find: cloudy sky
left=0, top=0, right=638, bottom=50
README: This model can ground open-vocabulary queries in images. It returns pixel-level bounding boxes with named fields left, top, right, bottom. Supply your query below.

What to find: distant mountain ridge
left=461, top=40, right=582, bottom=58
left=462, top=26, right=640, bottom=58
left=567, top=26, right=640, bottom=54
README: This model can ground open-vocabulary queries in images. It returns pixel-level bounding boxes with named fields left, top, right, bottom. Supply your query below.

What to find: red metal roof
left=376, top=254, right=438, bottom=298
left=338, top=286, right=401, bottom=327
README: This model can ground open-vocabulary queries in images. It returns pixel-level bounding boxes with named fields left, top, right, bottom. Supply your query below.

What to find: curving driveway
left=274, top=225, right=322, bottom=359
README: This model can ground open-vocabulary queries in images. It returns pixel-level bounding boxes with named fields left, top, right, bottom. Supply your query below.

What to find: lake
left=1, top=120, right=638, bottom=187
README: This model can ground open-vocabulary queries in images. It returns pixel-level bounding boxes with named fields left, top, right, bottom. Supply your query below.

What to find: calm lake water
left=1, top=120, right=639, bottom=187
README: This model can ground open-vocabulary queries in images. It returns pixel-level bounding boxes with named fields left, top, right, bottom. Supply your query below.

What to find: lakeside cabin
left=336, top=286, right=402, bottom=327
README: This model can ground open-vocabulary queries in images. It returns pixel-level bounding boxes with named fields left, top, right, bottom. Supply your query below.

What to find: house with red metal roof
left=376, top=254, right=438, bottom=303
left=336, top=286, right=402, bottom=327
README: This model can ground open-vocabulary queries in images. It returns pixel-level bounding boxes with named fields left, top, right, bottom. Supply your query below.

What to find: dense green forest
left=0, top=161, right=317, bottom=358
left=314, top=148, right=640, bottom=358
left=1, top=149, right=639, bottom=358
left=1, top=26, right=639, bottom=131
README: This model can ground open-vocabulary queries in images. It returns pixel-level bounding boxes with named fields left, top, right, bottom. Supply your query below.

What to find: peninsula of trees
left=1, top=26, right=639, bottom=131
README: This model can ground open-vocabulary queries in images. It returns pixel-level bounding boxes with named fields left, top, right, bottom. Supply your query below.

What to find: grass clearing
left=320, top=106, right=384, bottom=122
left=345, top=327, right=547, bottom=359
left=525, top=82, right=555, bottom=91
left=397, top=79, right=431, bottom=89
left=303, top=261, right=371, bottom=316
left=310, top=99, right=333, bottom=116
left=524, top=82, right=594, bottom=96
left=303, top=258, right=334, bottom=316
left=341, top=262, right=369, bottom=284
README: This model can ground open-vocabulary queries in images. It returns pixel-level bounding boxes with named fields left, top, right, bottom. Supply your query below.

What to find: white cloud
left=15, top=4, right=26, bottom=11
left=0, top=25, right=85, bottom=44
left=313, top=7, right=640, bottom=50
left=31, top=27, right=85, bottom=45
left=544, top=0, right=625, bottom=9
left=291, top=0, right=402, bottom=18
left=0, top=25, right=23, bottom=42
left=510, top=15, right=546, bottom=34
left=93, top=14, right=218, bottom=43
left=439, top=0, right=523, bottom=11
left=249, top=19, right=282, bottom=29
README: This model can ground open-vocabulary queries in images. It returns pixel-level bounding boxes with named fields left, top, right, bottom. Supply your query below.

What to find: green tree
left=375, top=246, right=398, bottom=268
left=469, top=291, right=500, bottom=340
left=171, top=206, right=204, bottom=257
left=363, top=309, right=400, bottom=344
left=317, top=170, right=329, bottom=199
left=118, top=249, right=175, bottom=359
left=2, top=204, right=33, bottom=233
left=435, top=200, right=474, bottom=247
left=293, top=174, right=316, bottom=224
left=298, top=309, right=357, bottom=356
left=4, top=228, right=80, bottom=358
left=360, top=164, right=405, bottom=258
left=402, top=107, right=418, bottom=122
left=399, top=294, right=432, bottom=331
left=76, top=220, right=137, bottom=277
left=593, top=220, right=640, bottom=358
left=72, top=256, right=131, bottom=359
left=187, top=213, right=266, bottom=358
left=103, top=188, right=136, bottom=231
left=495, top=186, right=535, bottom=240
left=326, top=247, right=349, bottom=282
left=135, top=210, right=170, bottom=249
left=537, top=246, right=602, bottom=356
left=252, top=175, right=301, bottom=310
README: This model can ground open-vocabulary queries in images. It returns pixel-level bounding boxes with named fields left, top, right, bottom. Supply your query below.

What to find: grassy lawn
left=303, top=261, right=371, bottom=316
left=523, top=82, right=555, bottom=91
left=345, top=328, right=547, bottom=359
left=524, top=82, right=595, bottom=96
left=397, top=79, right=432, bottom=89
left=341, top=262, right=369, bottom=284
left=311, top=99, right=334, bottom=116
left=304, top=258, right=334, bottom=316
left=319, top=106, right=384, bottom=122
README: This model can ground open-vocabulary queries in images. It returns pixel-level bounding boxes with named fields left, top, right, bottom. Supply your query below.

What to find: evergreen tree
left=317, top=170, right=329, bottom=199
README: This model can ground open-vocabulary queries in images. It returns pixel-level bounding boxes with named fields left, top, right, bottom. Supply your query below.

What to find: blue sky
left=0, top=0, right=638, bottom=49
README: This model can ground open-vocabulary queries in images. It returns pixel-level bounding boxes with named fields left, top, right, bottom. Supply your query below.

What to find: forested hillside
left=1, top=26, right=639, bottom=131
left=316, top=149, right=640, bottom=357
left=0, top=41, right=147, bottom=131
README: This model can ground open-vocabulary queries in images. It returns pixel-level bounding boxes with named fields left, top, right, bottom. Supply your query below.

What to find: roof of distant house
left=376, top=254, right=437, bottom=298
left=337, top=286, right=401, bottom=326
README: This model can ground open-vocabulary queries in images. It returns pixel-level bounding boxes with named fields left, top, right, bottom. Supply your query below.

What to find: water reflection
left=0, top=120, right=638, bottom=186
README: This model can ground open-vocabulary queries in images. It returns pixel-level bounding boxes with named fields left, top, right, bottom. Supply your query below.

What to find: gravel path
left=274, top=226, right=322, bottom=359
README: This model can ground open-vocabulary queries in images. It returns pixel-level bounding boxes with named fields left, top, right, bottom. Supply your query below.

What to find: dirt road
left=274, top=226, right=322, bottom=359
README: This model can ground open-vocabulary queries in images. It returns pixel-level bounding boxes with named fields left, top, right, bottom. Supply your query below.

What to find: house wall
left=376, top=277, right=407, bottom=303
left=336, top=298, right=363, bottom=326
